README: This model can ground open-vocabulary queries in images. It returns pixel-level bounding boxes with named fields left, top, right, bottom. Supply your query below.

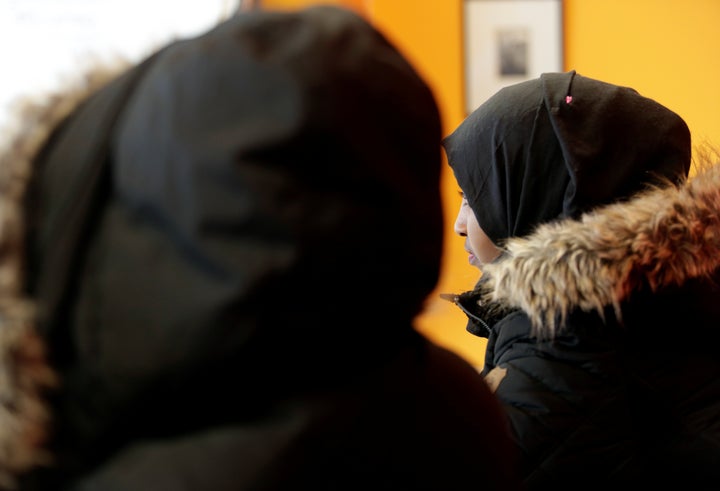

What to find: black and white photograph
left=464, top=0, right=562, bottom=114
left=497, top=27, right=529, bottom=76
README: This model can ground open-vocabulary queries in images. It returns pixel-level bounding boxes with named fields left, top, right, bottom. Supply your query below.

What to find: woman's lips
left=465, top=245, right=480, bottom=267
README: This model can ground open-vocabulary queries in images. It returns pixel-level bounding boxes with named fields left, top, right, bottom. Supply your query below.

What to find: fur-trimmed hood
left=0, top=6, right=448, bottom=489
left=474, top=155, right=720, bottom=338
left=0, top=60, right=129, bottom=489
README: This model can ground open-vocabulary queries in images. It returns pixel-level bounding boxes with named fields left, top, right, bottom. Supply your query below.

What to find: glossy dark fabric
left=483, top=275, right=720, bottom=490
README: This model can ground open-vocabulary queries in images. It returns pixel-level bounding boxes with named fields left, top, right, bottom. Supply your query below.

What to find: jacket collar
left=449, top=158, right=720, bottom=339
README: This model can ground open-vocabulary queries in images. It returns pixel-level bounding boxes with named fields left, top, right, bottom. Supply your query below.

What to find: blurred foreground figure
left=0, top=5, right=521, bottom=491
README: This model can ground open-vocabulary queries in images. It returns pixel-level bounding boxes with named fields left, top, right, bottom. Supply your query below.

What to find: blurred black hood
left=21, top=7, right=443, bottom=395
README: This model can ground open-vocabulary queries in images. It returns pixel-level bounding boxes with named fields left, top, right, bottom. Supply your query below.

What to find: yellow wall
left=258, top=0, right=368, bottom=14
left=364, top=0, right=486, bottom=366
left=261, top=0, right=720, bottom=367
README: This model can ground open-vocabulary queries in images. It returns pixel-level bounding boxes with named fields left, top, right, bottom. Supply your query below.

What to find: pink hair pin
left=565, top=95, right=573, bottom=104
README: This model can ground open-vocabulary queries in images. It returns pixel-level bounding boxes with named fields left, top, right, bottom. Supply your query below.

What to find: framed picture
left=463, top=0, right=563, bottom=114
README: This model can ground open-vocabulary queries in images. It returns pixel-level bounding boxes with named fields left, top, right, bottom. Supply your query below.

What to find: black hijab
left=443, top=70, right=691, bottom=245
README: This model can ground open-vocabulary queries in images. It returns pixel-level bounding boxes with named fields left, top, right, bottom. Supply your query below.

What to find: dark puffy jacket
left=464, top=163, right=720, bottom=489
left=0, top=6, right=521, bottom=491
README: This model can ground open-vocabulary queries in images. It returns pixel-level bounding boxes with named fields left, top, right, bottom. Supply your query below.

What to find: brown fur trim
left=479, top=153, right=720, bottom=339
left=0, top=59, right=129, bottom=488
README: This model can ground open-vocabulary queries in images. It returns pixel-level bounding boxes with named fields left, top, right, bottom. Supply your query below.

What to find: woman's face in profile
left=453, top=194, right=501, bottom=270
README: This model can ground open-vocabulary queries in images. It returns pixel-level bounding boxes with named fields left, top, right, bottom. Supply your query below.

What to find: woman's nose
left=454, top=207, right=467, bottom=237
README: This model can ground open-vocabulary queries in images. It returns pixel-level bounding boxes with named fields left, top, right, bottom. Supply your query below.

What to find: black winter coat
left=455, top=164, right=720, bottom=489
left=0, top=6, right=522, bottom=491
